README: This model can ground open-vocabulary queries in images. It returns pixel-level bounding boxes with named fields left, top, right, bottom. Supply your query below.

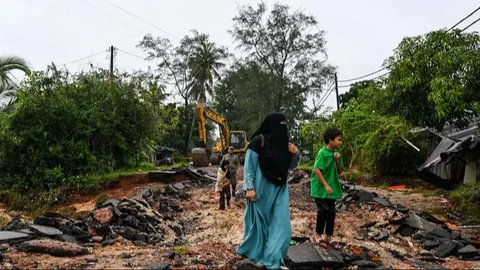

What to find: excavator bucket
left=191, top=148, right=209, bottom=167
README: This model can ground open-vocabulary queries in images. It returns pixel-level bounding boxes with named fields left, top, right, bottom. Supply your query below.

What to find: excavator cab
left=191, top=101, right=249, bottom=167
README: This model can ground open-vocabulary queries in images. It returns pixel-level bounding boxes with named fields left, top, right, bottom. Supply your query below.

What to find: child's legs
left=219, top=188, right=226, bottom=210
left=314, top=198, right=329, bottom=234
left=225, top=185, right=231, bottom=205
left=325, top=199, right=336, bottom=236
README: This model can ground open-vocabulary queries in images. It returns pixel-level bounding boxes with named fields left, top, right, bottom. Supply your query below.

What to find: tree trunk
left=183, top=98, right=190, bottom=155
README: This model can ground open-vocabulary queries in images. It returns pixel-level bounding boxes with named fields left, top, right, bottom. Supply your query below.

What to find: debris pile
left=0, top=182, right=192, bottom=257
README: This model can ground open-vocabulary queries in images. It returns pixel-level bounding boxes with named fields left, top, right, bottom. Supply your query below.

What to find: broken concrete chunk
left=402, top=213, right=437, bottom=232
left=92, top=206, right=114, bottom=224
left=373, top=231, right=389, bottom=241
left=172, top=183, right=185, bottom=190
left=285, top=242, right=344, bottom=268
left=29, top=224, right=63, bottom=237
left=143, top=261, right=171, bottom=270
left=457, top=245, right=478, bottom=255
left=432, top=241, right=457, bottom=258
left=423, top=240, right=440, bottom=249
left=0, top=231, right=31, bottom=244
left=427, top=227, right=451, bottom=239
left=17, top=239, right=89, bottom=257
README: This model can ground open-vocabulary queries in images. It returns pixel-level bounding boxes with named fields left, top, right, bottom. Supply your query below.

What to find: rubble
left=17, top=239, right=89, bottom=256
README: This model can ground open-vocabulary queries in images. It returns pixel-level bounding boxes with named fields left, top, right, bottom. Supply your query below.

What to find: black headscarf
left=248, top=112, right=291, bottom=185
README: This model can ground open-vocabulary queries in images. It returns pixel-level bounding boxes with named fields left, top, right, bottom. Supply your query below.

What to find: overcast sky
left=1, top=0, right=479, bottom=108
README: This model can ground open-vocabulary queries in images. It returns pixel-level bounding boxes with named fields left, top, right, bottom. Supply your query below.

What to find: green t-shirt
left=310, top=146, right=344, bottom=200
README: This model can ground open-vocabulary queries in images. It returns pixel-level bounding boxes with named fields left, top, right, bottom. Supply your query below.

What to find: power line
left=337, top=67, right=387, bottom=83
left=61, top=50, right=107, bottom=66
left=101, top=0, right=179, bottom=39
left=117, top=48, right=145, bottom=60
left=338, top=72, right=390, bottom=89
left=318, top=86, right=335, bottom=109
left=461, top=17, right=480, bottom=32
left=448, top=6, right=480, bottom=31
left=82, top=0, right=145, bottom=36
left=337, top=6, right=480, bottom=85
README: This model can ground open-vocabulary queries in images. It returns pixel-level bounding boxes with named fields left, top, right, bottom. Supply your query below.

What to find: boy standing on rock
left=311, top=128, right=344, bottom=246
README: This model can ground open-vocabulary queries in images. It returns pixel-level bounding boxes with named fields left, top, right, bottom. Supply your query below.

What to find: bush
left=450, top=182, right=480, bottom=222
left=0, top=67, right=157, bottom=191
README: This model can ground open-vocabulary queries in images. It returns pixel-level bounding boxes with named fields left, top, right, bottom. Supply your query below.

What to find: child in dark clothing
left=216, top=160, right=231, bottom=210
left=310, top=128, right=344, bottom=245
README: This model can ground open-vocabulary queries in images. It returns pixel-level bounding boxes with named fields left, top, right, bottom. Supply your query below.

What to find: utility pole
left=109, top=45, right=115, bottom=80
left=334, top=72, right=340, bottom=110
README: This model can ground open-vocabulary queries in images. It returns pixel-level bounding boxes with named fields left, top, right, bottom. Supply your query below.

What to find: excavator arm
left=196, top=101, right=230, bottom=150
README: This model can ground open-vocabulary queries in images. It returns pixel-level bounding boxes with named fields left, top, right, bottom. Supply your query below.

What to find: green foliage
left=450, top=182, right=480, bottom=222
left=385, top=30, right=480, bottom=130
left=298, top=115, right=333, bottom=159
left=0, top=67, right=157, bottom=191
left=214, top=63, right=304, bottom=136
left=230, top=2, right=334, bottom=111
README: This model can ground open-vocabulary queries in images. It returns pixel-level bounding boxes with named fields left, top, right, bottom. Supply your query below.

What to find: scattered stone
left=102, top=238, right=115, bottom=246
left=397, top=225, right=417, bottom=237
left=457, top=244, right=479, bottom=260
left=373, top=231, right=388, bottom=241
left=29, top=224, right=63, bottom=237
left=56, top=234, right=81, bottom=244
left=402, top=213, right=437, bottom=232
left=371, top=196, right=393, bottom=207
left=411, top=260, right=447, bottom=270
left=427, top=227, right=451, bottom=239
left=92, top=206, right=115, bottom=224
left=433, top=240, right=457, bottom=258
left=235, top=259, right=264, bottom=270
left=92, top=236, right=103, bottom=243
left=285, top=242, right=344, bottom=268
left=143, top=261, right=171, bottom=270
left=121, top=252, right=133, bottom=258
left=0, top=231, right=31, bottom=244
left=423, top=240, right=440, bottom=249
left=352, top=260, right=379, bottom=268
left=161, top=251, right=176, bottom=259
left=17, top=239, right=89, bottom=257
left=451, top=231, right=461, bottom=240
left=134, top=240, right=147, bottom=246
left=360, top=221, right=377, bottom=228
left=85, top=255, right=98, bottom=263
left=419, top=249, right=433, bottom=256
left=172, top=183, right=186, bottom=190
left=355, top=190, right=376, bottom=202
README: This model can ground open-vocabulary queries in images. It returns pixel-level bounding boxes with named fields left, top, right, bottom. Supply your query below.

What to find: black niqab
left=249, top=112, right=291, bottom=185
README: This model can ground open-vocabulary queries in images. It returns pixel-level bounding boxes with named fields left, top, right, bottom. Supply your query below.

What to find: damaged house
left=417, top=119, right=480, bottom=189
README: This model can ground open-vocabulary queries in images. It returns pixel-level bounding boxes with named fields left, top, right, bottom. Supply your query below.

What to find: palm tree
left=0, top=56, right=30, bottom=99
left=187, top=40, right=227, bottom=102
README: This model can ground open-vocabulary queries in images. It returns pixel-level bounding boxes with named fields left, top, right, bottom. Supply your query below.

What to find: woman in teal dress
left=236, top=112, right=300, bottom=269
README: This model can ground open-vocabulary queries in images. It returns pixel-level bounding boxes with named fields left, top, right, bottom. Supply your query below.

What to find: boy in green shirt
left=311, top=128, right=343, bottom=245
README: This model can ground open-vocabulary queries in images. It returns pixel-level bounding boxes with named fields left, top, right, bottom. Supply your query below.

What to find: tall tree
left=385, top=30, right=480, bottom=130
left=138, top=31, right=219, bottom=153
left=0, top=55, right=30, bottom=99
left=188, top=36, right=228, bottom=102
left=230, top=3, right=334, bottom=113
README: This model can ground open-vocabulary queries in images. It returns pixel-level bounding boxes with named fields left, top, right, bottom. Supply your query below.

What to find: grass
left=0, top=161, right=189, bottom=216
left=174, top=245, right=196, bottom=255
left=449, top=182, right=480, bottom=223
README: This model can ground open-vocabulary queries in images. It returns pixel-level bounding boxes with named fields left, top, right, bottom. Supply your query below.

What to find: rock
left=103, top=199, right=120, bottom=208
left=102, top=238, right=116, bottom=246
left=419, top=249, right=433, bottom=256
left=397, top=225, right=417, bottom=237
left=17, top=239, right=89, bottom=256
left=373, top=231, right=389, bottom=241
left=352, top=260, right=379, bottom=268
left=172, top=183, right=186, bottom=190
left=427, top=227, right=451, bottom=239
left=371, top=196, right=393, bottom=207
left=457, top=245, right=478, bottom=255
left=43, top=212, right=66, bottom=219
left=235, top=259, right=264, bottom=270
left=432, top=241, right=457, bottom=258
left=92, top=236, right=103, bottom=243
left=85, top=255, right=98, bottom=263
left=92, top=206, right=115, bottom=224
left=395, top=205, right=410, bottom=213
left=451, top=231, right=461, bottom=240
left=161, top=251, right=176, bottom=259
left=29, top=224, right=63, bottom=237
left=402, top=213, right=438, bottom=232
left=143, top=261, right=171, bottom=270
left=355, top=190, right=376, bottom=202
left=121, top=252, right=133, bottom=258
left=134, top=240, right=147, bottom=246
left=423, top=240, right=440, bottom=249
left=411, top=260, right=447, bottom=270
left=285, top=242, right=344, bottom=268
left=56, top=234, right=81, bottom=244
left=0, top=231, right=31, bottom=244
left=2, top=216, right=30, bottom=231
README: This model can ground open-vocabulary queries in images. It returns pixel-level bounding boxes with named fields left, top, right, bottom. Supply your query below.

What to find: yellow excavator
left=191, top=101, right=249, bottom=167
